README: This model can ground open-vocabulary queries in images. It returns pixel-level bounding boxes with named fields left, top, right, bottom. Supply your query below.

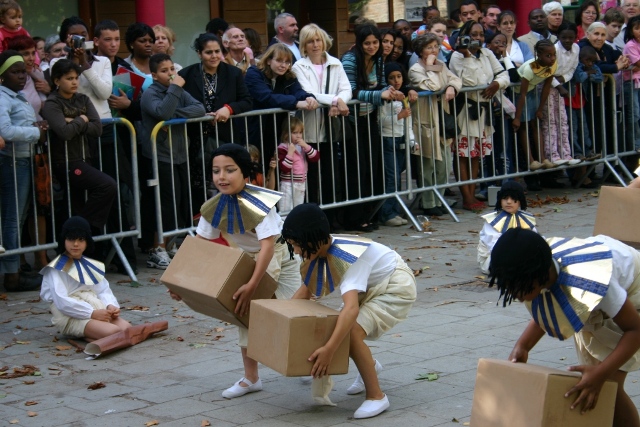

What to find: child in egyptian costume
left=281, top=203, right=417, bottom=420
left=171, top=143, right=300, bottom=399
left=477, top=181, right=538, bottom=274
left=489, top=228, right=640, bottom=427
left=40, top=217, right=167, bottom=356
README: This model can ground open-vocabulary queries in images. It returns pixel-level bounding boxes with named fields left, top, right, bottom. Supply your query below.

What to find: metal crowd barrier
left=0, top=118, right=140, bottom=281
left=148, top=74, right=639, bottom=244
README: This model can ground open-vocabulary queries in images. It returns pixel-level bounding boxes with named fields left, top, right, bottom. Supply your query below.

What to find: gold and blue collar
left=482, top=210, right=536, bottom=233
left=526, top=237, right=613, bottom=340
left=199, top=184, right=282, bottom=234
left=47, top=254, right=106, bottom=286
left=301, top=235, right=372, bottom=298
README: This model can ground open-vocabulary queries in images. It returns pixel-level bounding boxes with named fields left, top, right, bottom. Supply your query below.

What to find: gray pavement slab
left=2, top=183, right=639, bottom=426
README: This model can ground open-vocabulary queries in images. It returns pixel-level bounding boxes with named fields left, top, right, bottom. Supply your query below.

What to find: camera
left=71, top=35, right=85, bottom=49
left=457, top=35, right=480, bottom=50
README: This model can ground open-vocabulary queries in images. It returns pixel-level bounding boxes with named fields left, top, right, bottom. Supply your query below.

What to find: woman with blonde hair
left=291, top=23, right=351, bottom=212
left=245, top=43, right=318, bottom=172
left=152, top=24, right=182, bottom=70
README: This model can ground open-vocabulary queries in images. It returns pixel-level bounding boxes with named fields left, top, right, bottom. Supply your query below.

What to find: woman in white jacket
left=292, top=24, right=352, bottom=226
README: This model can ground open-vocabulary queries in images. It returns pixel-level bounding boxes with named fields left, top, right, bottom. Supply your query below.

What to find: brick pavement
left=1, top=184, right=638, bottom=427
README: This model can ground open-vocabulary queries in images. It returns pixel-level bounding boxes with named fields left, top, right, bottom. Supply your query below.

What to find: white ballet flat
left=221, top=377, right=262, bottom=398
left=346, top=359, right=383, bottom=395
left=354, top=394, right=390, bottom=419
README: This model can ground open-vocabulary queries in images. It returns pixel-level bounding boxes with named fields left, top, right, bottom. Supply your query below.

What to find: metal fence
left=3, top=76, right=635, bottom=274
left=147, top=74, right=638, bottom=246
left=0, top=118, right=140, bottom=280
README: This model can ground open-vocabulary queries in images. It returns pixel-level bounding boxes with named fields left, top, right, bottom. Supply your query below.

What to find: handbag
left=34, top=143, right=51, bottom=207
left=324, top=70, right=342, bottom=143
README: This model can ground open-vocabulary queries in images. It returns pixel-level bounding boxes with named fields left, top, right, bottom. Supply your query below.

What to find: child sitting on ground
left=277, top=117, right=319, bottom=212
left=477, top=181, right=537, bottom=274
left=282, top=203, right=417, bottom=419
left=489, top=228, right=640, bottom=427
left=40, top=216, right=131, bottom=340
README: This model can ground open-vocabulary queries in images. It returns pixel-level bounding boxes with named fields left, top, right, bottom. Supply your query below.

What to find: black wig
left=488, top=228, right=552, bottom=306
left=57, top=216, right=95, bottom=255
left=495, top=180, right=527, bottom=211
left=281, top=203, right=331, bottom=260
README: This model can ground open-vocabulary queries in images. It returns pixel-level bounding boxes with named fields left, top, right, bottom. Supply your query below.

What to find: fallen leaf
left=463, top=423, right=470, bottom=426
left=148, top=278, right=157, bottom=283
left=145, top=421, right=159, bottom=426
left=474, top=275, right=486, bottom=280
left=9, top=420, right=19, bottom=424
left=124, top=305, right=149, bottom=311
left=213, top=327, right=225, bottom=332
left=87, top=382, right=106, bottom=390
left=413, top=269, right=421, bottom=277
left=55, top=345, right=72, bottom=351
left=190, top=343, right=206, bottom=348
left=25, top=400, right=38, bottom=406
left=445, top=262, right=452, bottom=266
left=26, top=297, right=40, bottom=303
left=27, top=411, right=37, bottom=417
left=0, top=294, right=7, bottom=300
left=452, top=418, right=459, bottom=423
left=52, top=336, right=58, bottom=342
left=23, top=380, right=35, bottom=385
left=176, top=336, right=184, bottom=342
left=14, top=340, right=31, bottom=345
left=48, top=367, right=61, bottom=371
left=0, top=365, right=39, bottom=379
left=201, top=421, right=211, bottom=427
left=415, top=372, right=439, bottom=381
left=560, top=357, right=566, bottom=361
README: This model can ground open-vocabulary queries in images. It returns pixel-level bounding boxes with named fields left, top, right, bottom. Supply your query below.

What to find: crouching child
left=489, top=228, right=640, bottom=427
left=281, top=203, right=417, bottom=419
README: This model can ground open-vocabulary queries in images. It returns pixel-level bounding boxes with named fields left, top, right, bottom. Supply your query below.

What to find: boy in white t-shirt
left=281, top=203, right=417, bottom=419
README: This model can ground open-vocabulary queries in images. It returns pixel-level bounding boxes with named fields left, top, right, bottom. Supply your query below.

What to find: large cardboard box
left=247, top=299, right=350, bottom=376
left=470, top=358, right=617, bottom=427
left=593, top=186, right=640, bottom=248
left=160, top=235, right=278, bottom=328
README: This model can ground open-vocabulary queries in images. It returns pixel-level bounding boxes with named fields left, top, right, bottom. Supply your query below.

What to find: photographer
left=448, top=20, right=510, bottom=211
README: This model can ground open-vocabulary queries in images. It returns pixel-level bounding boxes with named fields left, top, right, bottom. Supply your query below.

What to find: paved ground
left=1, top=179, right=639, bottom=427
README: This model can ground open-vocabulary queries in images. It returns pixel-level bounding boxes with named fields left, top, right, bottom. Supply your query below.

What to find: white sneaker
left=384, top=217, right=403, bottom=227
left=394, top=216, right=408, bottom=225
left=553, top=159, right=569, bottom=166
left=222, top=377, right=262, bottom=398
left=346, top=360, right=383, bottom=395
left=568, top=158, right=582, bottom=165
left=167, top=245, right=179, bottom=259
left=354, top=394, right=390, bottom=419
left=147, top=247, right=171, bottom=269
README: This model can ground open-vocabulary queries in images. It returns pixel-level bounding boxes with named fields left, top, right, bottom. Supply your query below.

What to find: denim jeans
left=380, top=136, right=407, bottom=222
left=622, top=81, right=640, bottom=152
left=0, top=155, right=32, bottom=274
left=567, top=106, right=593, bottom=157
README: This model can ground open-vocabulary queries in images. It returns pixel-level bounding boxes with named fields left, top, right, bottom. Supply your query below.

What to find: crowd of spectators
left=3, top=1, right=640, bottom=289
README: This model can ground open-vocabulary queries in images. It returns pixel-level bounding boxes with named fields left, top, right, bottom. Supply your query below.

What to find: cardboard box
left=160, top=235, right=278, bottom=328
left=593, top=186, right=640, bottom=248
left=470, top=358, right=617, bottom=427
left=247, top=299, right=350, bottom=376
